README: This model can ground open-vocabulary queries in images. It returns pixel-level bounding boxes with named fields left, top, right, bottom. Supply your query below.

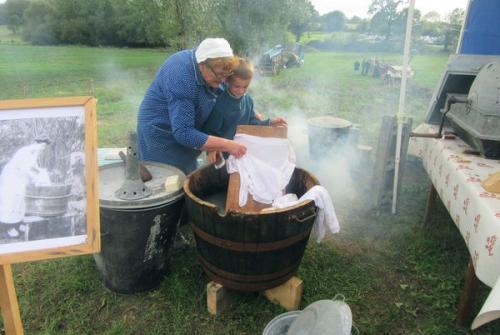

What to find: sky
left=310, top=0, right=469, bottom=18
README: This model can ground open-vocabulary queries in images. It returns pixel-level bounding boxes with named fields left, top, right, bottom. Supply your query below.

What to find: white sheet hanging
left=226, top=133, right=296, bottom=207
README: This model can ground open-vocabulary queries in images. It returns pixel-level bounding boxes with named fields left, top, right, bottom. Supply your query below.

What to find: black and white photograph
left=0, top=106, right=87, bottom=255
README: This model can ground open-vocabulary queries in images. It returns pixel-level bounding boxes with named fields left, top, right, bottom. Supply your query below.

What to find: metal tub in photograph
left=25, top=184, right=72, bottom=217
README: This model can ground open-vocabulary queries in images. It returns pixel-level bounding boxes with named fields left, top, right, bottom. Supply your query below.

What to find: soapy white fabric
left=226, top=133, right=296, bottom=207
left=271, top=185, right=340, bottom=243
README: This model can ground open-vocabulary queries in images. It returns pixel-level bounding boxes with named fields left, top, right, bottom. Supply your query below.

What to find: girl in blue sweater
left=203, top=57, right=287, bottom=164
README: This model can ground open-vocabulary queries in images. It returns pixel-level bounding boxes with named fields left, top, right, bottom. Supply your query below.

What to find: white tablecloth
left=409, top=124, right=500, bottom=329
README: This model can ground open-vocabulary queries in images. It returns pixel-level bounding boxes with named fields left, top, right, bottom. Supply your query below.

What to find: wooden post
left=422, top=185, right=437, bottom=229
left=456, top=260, right=479, bottom=326
left=0, top=264, right=24, bottom=335
left=371, top=116, right=412, bottom=211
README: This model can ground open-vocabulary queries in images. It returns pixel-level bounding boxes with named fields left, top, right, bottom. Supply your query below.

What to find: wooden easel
left=0, top=96, right=101, bottom=335
left=0, top=264, right=23, bottom=334
left=225, top=125, right=288, bottom=213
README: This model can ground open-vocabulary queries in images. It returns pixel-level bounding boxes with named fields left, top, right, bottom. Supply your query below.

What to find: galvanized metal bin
left=25, top=184, right=72, bottom=217
left=307, top=116, right=353, bottom=159
left=95, top=161, right=185, bottom=294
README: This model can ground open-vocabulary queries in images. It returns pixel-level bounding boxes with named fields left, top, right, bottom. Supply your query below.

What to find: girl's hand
left=270, top=117, right=288, bottom=127
left=207, top=151, right=218, bottom=164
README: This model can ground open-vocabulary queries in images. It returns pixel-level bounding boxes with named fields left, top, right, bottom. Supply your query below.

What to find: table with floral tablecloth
left=409, top=123, right=500, bottom=329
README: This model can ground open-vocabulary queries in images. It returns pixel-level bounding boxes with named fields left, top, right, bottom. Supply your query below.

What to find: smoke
left=286, top=110, right=366, bottom=207
left=249, top=76, right=371, bottom=211
left=95, top=59, right=155, bottom=146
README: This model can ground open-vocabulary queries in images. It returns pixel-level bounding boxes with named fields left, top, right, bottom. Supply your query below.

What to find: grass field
left=1, top=35, right=500, bottom=334
left=1, top=43, right=444, bottom=146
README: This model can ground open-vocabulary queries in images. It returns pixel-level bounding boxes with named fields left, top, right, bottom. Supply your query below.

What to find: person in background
left=136, top=38, right=247, bottom=175
left=354, top=60, right=360, bottom=72
left=0, top=137, right=51, bottom=239
left=361, top=58, right=367, bottom=75
left=202, top=57, right=287, bottom=164
left=365, top=59, right=372, bottom=75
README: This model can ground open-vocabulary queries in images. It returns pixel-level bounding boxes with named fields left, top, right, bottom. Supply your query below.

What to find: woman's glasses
left=205, top=62, right=232, bottom=80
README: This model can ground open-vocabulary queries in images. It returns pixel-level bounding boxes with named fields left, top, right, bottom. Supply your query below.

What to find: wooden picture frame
left=0, top=97, right=100, bottom=264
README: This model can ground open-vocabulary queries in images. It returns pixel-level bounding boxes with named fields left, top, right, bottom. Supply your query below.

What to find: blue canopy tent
left=458, top=0, right=500, bottom=55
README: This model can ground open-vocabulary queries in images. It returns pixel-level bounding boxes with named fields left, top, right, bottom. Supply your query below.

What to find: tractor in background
left=257, top=43, right=304, bottom=76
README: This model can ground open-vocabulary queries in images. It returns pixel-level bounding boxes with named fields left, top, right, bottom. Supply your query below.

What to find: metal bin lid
left=307, top=116, right=352, bottom=129
left=99, top=161, right=185, bottom=209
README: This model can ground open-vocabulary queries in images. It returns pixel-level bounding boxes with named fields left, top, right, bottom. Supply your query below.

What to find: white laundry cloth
left=226, top=133, right=296, bottom=207
left=271, top=185, right=340, bottom=243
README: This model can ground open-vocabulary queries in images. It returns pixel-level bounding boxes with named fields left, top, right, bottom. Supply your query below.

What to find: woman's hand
left=270, top=117, right=288, bottom=127
left=227, top=140, right=246, bottom=158
left=202, top=136, right=246, bottom=158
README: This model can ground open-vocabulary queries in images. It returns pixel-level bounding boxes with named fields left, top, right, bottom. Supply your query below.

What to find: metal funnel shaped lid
left=99, top=161, right=185, bottom=209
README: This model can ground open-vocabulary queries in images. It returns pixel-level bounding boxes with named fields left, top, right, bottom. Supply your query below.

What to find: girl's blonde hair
left=205, top=56, right=238, bottom=73
left=231, top=57, right=254, bottom=80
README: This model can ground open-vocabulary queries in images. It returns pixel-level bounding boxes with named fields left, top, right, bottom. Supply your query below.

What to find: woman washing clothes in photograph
left=0, top=136, right=51, bottom=239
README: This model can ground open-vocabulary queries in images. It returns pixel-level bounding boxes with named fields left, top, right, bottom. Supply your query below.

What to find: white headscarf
left=195, top=38, right=233, bottom=63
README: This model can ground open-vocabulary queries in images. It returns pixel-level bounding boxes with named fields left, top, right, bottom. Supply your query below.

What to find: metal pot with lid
left=307, top=116, right=353, bottom=159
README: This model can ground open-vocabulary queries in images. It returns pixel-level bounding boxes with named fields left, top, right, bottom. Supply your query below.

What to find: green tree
left=443, top=8, right=464, bottom=51
left=15, top=0, right=313, bottom=53
left=5, top=0, right=31, bottom=33
left=356, top=18, right=370, bottom=33
left=213, top=0, right=292, bottom=55
left=393, top=7, right=421, bottom=36
left=0, top=4, right=6, bottom=25
left=323, top=10, right=347, bottom=32
left=288, top=0, right=317, bottom=42
left=22, top=0, right=57, bottom=44
left=7, top=13, right=21, bottom=33
left=420, top=11, right=443, bottom=38
left=22, top=0, right=181, bottom=47
left=350, top=16, right=362, bottom=24
left=368, top=0, right=407, bottom=40
left=422, top=11, right=441, bottom=23
left=107, top=0, right=170, bottom=47
left=168, top=0, right=222, bottom=50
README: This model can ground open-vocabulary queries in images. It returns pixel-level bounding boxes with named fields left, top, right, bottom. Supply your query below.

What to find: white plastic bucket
left=262, top=311, right=301, bottom=335
left=263, top=295, right=358, bottom=335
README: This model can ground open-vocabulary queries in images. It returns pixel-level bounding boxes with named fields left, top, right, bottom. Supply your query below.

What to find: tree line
left=0, top=0, right=464, bottom=53
left=0, top=0, right=317, bottom=53
left=319, top=1, right=464, bottom=51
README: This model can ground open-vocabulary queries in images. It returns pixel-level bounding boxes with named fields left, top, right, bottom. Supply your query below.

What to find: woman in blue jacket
left=137, top=38, right=246, bottom=174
